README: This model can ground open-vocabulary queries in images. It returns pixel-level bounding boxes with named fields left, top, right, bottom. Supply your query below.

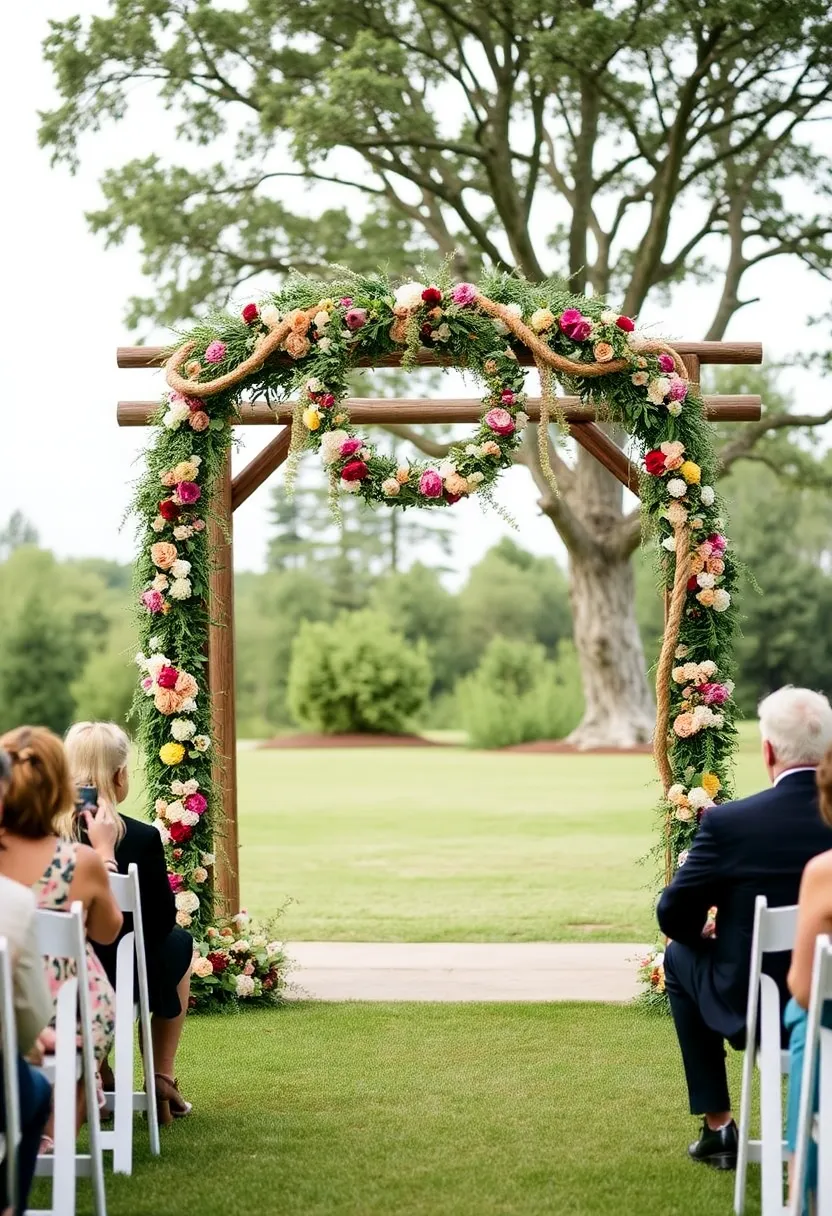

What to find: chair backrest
left=756, top=898, right=800, bottom=955
left=0, top=936, right=21, bottom=1207
left=34, top=901, right=88, bottom=962
left=108, top=867, right=139, bottom=915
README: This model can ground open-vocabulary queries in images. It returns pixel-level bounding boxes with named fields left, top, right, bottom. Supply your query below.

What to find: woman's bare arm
left=74, top=845, right=123, bottom=946
left=788, top=850, right=832, bottom=1009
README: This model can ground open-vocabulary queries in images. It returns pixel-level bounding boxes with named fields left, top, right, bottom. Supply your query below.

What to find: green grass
left=54, top=1002, right=758, bottom=1216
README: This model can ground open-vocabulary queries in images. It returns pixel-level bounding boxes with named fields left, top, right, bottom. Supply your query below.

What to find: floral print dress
left=33, top=838, right=116, bottom=1062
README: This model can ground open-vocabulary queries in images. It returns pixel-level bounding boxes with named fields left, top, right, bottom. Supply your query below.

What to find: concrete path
left=285, top=942, right=651, bottom=1003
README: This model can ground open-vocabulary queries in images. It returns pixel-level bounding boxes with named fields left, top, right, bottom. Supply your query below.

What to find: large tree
left=41, top=0, right=832, bottom=744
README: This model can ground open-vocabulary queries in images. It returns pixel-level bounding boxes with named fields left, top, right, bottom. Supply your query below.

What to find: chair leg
left=52, top=995, right=78, bottom=1216
left=818, top=1031, right=832, bottom=1216
left=760, top=985, right=786, bottom=1216
left=111, top=983, right=134, bottom=1175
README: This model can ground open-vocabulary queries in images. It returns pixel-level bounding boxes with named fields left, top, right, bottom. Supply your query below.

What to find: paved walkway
left=285, top=942, right=651, bottom=1003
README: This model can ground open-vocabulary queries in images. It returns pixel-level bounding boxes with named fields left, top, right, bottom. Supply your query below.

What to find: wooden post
left=208, top=451, right=240, bottom=914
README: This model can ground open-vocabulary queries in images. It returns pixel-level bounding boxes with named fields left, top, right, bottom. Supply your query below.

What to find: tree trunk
left=566, top=546, right=655, bottom=749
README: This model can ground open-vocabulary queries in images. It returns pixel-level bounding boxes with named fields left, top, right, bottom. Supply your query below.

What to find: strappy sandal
left=154, top=1073, right=192, bottom=1124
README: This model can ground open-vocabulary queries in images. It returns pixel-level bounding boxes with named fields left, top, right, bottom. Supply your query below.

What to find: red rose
left=159, top=499, right=180, bottom=521
left=242, top=303, right=259, bottom=325
left=168, top=821, right=193, bottom=844
left=687, top=576, right=699, bottom=592
left=319, top=393, right=335, bottom=408
left=616, top=315, right=635, bottom=332
left=421, top=286, right=442, bottom=305
left=157, top=665, right=179, bottom=689
left=341, top=460, right=369, bottom=482
left=206, top=952, right=228, bottom=973
left=419, top=322, right=433, bottom=341
left=644, top=450, right=666, bottom=476
left=444, top=491, right=462, bottom=505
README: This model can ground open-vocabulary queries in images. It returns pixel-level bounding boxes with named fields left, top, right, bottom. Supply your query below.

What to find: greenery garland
left=132, top=269, right=739, bottom=1009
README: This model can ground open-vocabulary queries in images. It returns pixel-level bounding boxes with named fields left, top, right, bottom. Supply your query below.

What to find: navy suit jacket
left=657, top=770, right=832, bottom=1034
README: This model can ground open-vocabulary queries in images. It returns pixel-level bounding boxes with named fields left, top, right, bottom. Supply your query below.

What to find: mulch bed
left=503, top=740, right=653, bottom=755
left=259, top=733, right=445, bottom=749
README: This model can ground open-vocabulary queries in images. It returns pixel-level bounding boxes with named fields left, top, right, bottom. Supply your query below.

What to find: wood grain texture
left=231, top=427, right=292, bottom=510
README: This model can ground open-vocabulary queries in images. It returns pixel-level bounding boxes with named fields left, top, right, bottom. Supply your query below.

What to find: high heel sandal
left=154, top=1073, right=192, bottom=1122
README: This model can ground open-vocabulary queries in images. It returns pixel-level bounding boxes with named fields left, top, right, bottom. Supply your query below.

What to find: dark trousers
left=664, top=941, right=744, bottom=1115
left=0, top=1055, right=53, bottom=1213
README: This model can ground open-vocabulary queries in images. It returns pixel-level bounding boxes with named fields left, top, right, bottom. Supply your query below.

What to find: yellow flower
left=530, top=308, right=555, bottom=333
left=317, top=298, right=334, bottom=311
left=702, top=772, right=721, bottom=798
left=159, top=742, right=186, bottom=766
left=334, top=413, right=347, bottom=424
left=680, top=460, right=701, bottom=484
left=303, top=407, right=321, bottom=431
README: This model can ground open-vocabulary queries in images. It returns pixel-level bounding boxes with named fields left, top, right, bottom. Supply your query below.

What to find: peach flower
left=484, top=359, right=498, bottom=375
left=673, top=712, right=697, bottom=738
left=285, top=309, right=310, bottom=333
left=154, top=688, right=184, bottom=716
left=160, top=471, right=178, bottom=488
left=594, top=342, right=614, bottom=362
left=664, top=455, right=684, bottom=472
left=689, top=554, right=705, bottom=575
left=284, top=333, right=310, bottom=359
left=150, top=542, right=178, bottom=570
left=480, top=440, right=502, bottom=458
left=190, top=411, right=210, bottom=432
left=184, top=360, right=202, bottom=378
left=706, top=556, right=725, bottom=575
left=696, top=588, right=716, bottom=607
left=175, top=672, right=199, bottom=700
left=444, top=473, right=470, bottom=496
left=389, top=318, right=409, bottom=343
left=395, top=466, right=411, bottom=484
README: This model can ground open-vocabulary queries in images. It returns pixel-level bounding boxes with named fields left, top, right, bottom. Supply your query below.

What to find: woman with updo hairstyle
left=64, top=722, right=193, bottom=1124
left=0, top=726, right=122, bottom=1068
left=785, top=745, right=832, bottom=1213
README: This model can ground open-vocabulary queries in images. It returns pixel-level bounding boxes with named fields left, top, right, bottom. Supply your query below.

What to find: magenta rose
left=418, top=469, right=443, bottom=497
left=500, top=389, right=516, bottom=406
left=451, top=282, right=477, bottom=307
left=668, top=377, right=688, bottom=401
left=485, top=407, right=516, bottom=436
left=708, top=534, right=727, bottom=554
left=339, top=297, right=354, bottom=308
left=319, top=393, right=335, bottom=408
left=701, top=682, right=730, bottom=706
left=156, top=666, right=179, bottom=690
left=141, top=590, right=164, bottom=614
left=559, top=308, right=592, bottom=342
left=341, top=460, right=369, bottom=482
left=657, top=353, right=675, bottom=373
left=168, top=873, right=185, bottom=894
left=204, top=340, right=227, bottom=364
left=184, top=792, right=208, bottom=815
left=345, top=307, right=368, bottom=331
left=339, top=438, right=363, bottom=457
left=176, top=481, right=201, bottom=505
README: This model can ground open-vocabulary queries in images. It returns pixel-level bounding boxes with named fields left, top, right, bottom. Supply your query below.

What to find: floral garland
left=131, top=269, right=739, bottom=1010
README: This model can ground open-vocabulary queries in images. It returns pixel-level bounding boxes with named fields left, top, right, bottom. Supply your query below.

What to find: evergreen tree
left=0, top=511, right=39, bottom=560
left=0, top=596, right=77, bottom=734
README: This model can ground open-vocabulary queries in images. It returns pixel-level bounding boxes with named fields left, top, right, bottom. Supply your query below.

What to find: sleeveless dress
left=32, top=838, right=116, bottom=1062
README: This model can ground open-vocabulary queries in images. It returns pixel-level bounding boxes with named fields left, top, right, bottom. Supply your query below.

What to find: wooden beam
left=571, top=422, right=641, bottom=495
left=117, top=339, right=763, bottom=370
left=117, top=394, right=762, bottom=427
left=231, top=426, right=292, bottom=511
left=207, top=451, right=239, bottom=915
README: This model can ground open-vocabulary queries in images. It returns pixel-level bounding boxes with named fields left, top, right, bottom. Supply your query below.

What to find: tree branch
left=718, top=409, right=832, bottom=475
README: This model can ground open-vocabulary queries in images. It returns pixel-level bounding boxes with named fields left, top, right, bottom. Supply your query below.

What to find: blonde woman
left=64, top=723, right=193, bottom=1124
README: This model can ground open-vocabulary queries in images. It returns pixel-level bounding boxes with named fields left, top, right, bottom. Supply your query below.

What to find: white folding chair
left=735, top=896, right=798, bottom=1216
left=29, top=903, right=107, bottom=1216
left=99, top=864, right=160, bottom=1174
left=789, top=935, right=832, bottom=1216
left=0, top=936, right=22, bottom=1213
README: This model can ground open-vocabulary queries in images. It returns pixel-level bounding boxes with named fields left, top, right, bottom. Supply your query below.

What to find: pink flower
left=701, top=682, right=730, bottom=706
left=184, top=792, right=208, bottom=815
left=157, top=666, right=180, bottom=690
left=192, top=519, right=206, bottom=533
left=168, top=874, right=185, bottom=894
left=615, top=316, right=635, bottom=332
left=708, top=534, right=727, bottom=554
left=419, top=469, right=443, bottom=497
left=243, top=962, right=255, bottom=976
left=500, top=389, right=516, bottom=406
left=339, top=297, right=354, bottom=308
left=559, top=308, right=592, bottom=342
left=668, top=377, right=688, bottom=402
left=341, top=460, right=369, bottom=482
left=141, top=590, right=164, bottom=614
left=176, top=481, right=201, bottom=505
left=204, top=340, right=227, bottom=364
left=319, top=393, right=335, bottom=408
left=658, top=353, right=675, bottom=373
left=141, top=677, right=153, bottom=692
left=451, top=282, right=477, bottom=306
left=339, top=438, right=363, bottom=457
left=485, top=407, right=515, bottom=436
left=345, top=307, right=368, bottom=331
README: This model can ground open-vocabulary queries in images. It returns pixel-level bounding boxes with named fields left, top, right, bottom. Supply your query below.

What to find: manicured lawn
left=58, top=1002, right=757, bottom=1216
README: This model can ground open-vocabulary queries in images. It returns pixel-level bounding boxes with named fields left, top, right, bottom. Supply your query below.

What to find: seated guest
left=0, top=727, right=122, bottom=1090
left=64, top=723, right=193, bottom=1124
left=657, top=687, right=832, bottom=1169
left=0, top=746, right=52, bottom=1216
left=783, top=748, right=832, bottom=1214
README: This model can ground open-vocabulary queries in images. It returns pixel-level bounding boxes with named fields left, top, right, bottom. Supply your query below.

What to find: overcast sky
left=3, top=2, right=830, bottom=579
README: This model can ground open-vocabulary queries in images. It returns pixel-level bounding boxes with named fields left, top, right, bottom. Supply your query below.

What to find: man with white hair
left=658, top=686, right=832, bottom=1170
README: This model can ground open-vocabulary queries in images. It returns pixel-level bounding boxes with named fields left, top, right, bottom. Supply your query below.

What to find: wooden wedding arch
left=117, top=339, right=762, bottom=912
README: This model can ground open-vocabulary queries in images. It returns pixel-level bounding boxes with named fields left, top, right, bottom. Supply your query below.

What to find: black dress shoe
left=687, top=1118, right=738, bottom=1169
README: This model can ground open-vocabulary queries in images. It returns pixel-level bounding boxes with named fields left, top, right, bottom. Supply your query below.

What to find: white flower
left=153, top=819, right=171, bottom=845
left=667, top=401, right=683, bottom=417
left=173, top=525, right=194, bottom=541
left=677, top=850, right=689, bottom=867
left=675, top=645, right=689, bottom=659
left=145, top=653, right=169, bottom=679
left=152, top=573, right=169, bottom=592
left=266, top=941, right=282, bottom=958
left=169, top=577, right=192, bottom=601
left=700, top=485, right=715, bottom=507
left=667, top=784, right=686, bottom=804
left=232, top=911, right=250, bottom=927
left=319, top=430, right=349, bottom=465
left=181, top=810, right=200, bottom=827
left=653, top=951, right=665, bottom=969
left=260, top=304, right=281, bottom=329
left=514, top=411, right=529, bottom=431
left=170, top=559, right=191, bottom=579
left=235, top=975, right=256, bottom=998
left=699, top=660, right=717, bottom=677
left=725, top=679, right=735, bottom=695
left=165, top=800, right=185, bottom=823
left=192, top=867, right=208, bottom=883
left=647, top=376, right=671, bottom=405
left=171, top=718, right=196, bottom=741
left=382, top=478, right=400, bottom=497
left=201, top=852, right=215, bottom=867
left=661, top=536, right=676, bottom=552
left=163, top=401, right=191, bottom=430
left=151, top=516, right=166, bottom=533
left=438, top=460, right=457, bottom=479
left=687, top=787, right=712, bottom=810
left=316, top=336, right=332, bottom=353
left=341, top=479, right=360, bottom=493
left=176, top=910, right=192, bottom=928
left=312, top=310, right=329, bottom=331
left=148, top=635, right=161, bottom=650
left=359, top=447, right=372, bottom=460
left=433, top=323, right=451, bottom=341
left=232, top=940, right=251, bottom=954
left=464, top=444, right=479, bottom=456
left=192, top=735, right=211, bottom=752
left=667, top=479, right=687, bottom=498
left=179, top=697, right=197, bottom=713
left=306, top=377, right=323, bottom=394
left=600, top=310, right=618, bottom=325
left=393, top=281, right=427, bottom=310
left=175, top=890, right=200, bottom=915
left=183, top=779, right=200, bottom=795
left=697, top=572, right=716, bottom=589
left=135, top=651, right=146, bottom=667
left=468, top=471, right=485, bottom=485
left=492, top=319, right=509, bottom=335
left=712, top=588, right=731, bottom=612
left=505, top=302, right=522, bottom=318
